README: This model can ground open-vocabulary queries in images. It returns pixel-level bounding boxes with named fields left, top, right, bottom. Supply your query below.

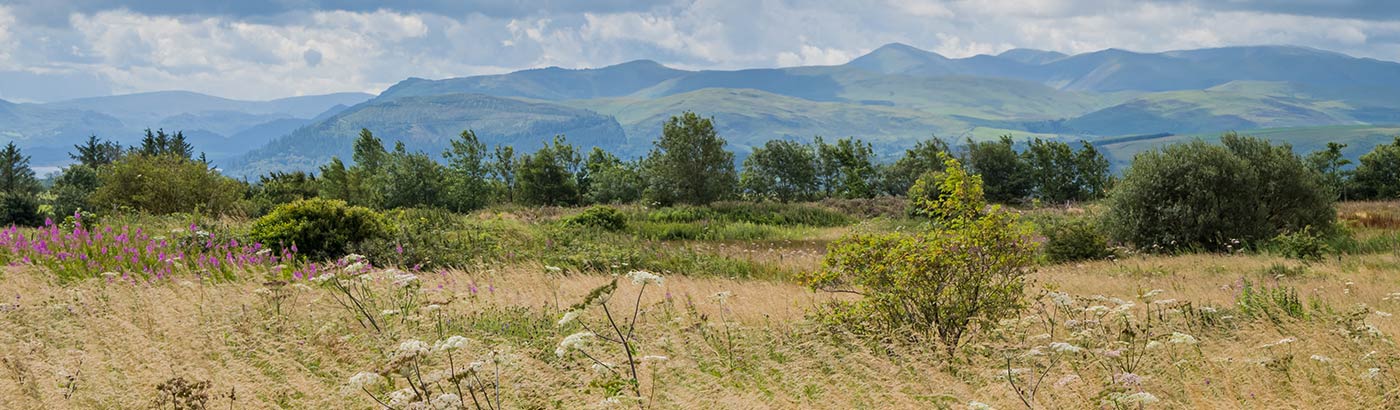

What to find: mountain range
left=5, top=43, right=1400, bottom=176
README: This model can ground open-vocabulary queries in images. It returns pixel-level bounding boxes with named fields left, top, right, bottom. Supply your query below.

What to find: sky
left=2, top=0, right=1400, bottom=102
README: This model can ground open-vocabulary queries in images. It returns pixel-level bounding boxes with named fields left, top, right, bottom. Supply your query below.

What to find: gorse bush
left=563, top=206, right=627, bottom=231
left=1104, top=134, right=1335, bottom=252
left=249, top=198, right=387, bottom=260
left=1042, top=217, right=1114, bottom=263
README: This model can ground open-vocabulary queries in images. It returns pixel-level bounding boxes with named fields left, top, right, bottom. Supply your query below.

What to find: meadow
left=0, top=199, right=1397, bottom=409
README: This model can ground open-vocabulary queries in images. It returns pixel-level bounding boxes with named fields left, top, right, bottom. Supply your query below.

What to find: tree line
left=4, top=112, right=1400, bottom=225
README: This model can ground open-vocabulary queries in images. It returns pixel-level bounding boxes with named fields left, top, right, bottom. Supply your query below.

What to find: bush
left=1042, top=218, right=1113, bottom=263
left=354, top=208, right=510, bottom=269
left=1104, top=136, right=1335, bottom=252
left=808, top=157, right=1036, bottom=355
left=0, top=192, right=42, bottom=227
left=907, top=155, right=984, bottom=223
left=563, top=206, right=627, bottom=231
left=90, top=154, right=245, bottom=215
left=249, top=198, right=386, bottom=260
left=1267, top=226, right=1330, bottom=262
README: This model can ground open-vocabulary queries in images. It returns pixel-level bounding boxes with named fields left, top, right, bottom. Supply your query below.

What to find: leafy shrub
left=90, top=154, right=245, bottom=215
left=808, top=157, right=1036, bottom=355
left=1042, top=218, right=1114, bottom=263
left=1267, top=226, right=1330, bottom=262
left=907, top=155, right=985, bottom=223
left=0, top=192, right=42, bottom=227
left=563, top=205, right=627, bottom=231
left=249, top=198, right=386, bottom=260
left=1104, top=136, right=1335, bottom=252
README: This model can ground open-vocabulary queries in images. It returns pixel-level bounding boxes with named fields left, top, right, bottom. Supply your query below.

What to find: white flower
left=1048, top=291, right=1073, bottom=306
left=347, top=372, right=384, bottom=389
left=1364, top=368, right=1381, bottom=380
left=311, top=273, right=337, bottom=283
left=591, top=362, right=614, bottom=374
left=1199, top=306, right=1218, bottom=313
left=100, top=271, right=119, bottom=278
left=381, top=309, right=400, bottom=317
left=557, top=310, right=581, bottom=327
left=626, top=270, right=664, bottom=286
left=387, top=388, right=416, bottom=407
left=599, top=396, right=623, bottom=406
left=968, top=401, right=996, bottom=410
left=1142, top=289, right=1165, bottom=298
left=545, top=265, right=563, bottom=273
left=1084, top=305, right=1110, bottom=314
left=424, top=304, right=442, bottom=313
left=1376, top=311, right=1393, bottom=318
left=1169, top=332, right=1198, bottom=345
left=1311, top=354, right=1333, bottom=363
left=1260, top=337, right=1297, bottom=348
left=395, top=340, right=431, bottom=359
left=1120, top=392, right=1158, bottom=404
left=712, top=291, right=733, bottom=302
left=1145, top=341, right=1163, bottom=350
left=392, top=272, right=420, bottom=288
left=344, top=262, right=366, bottom=273
left=556, top=332, right=594, bottom=358
left=1151, top=298, right=1178, bottom=305
left=435, top=335, right=469, bottom=352
left=641, top=355, right=669, bottom=363
left=1112, top=303, right=1135, bottom=313
left=431, top=393, right=463, bottom=410
left=1048, top=342, right=1083, bottom=354
left=1053, top=374, right=1080, bottom=388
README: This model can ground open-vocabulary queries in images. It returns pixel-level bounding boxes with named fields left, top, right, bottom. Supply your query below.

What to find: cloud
left=3, top=1, right=1400, bottom=102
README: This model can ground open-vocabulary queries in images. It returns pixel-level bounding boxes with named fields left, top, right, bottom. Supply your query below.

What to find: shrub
left=90, top=154, right=245, bottom=215
left=1267, top=226, right=1330, bottom=262
left=563, top=205, right=627, bottom=231
left=1042, top=218, right=1113, bottom=263
left=249, top=198, right=386, bottom=260
left=908, top=155, right=985, bottom=223
left=808, top=157, right=1036, bottom=355
left=0, top=192, right=42, bottom=227
left=1104, top=136, right=1334, bottom=252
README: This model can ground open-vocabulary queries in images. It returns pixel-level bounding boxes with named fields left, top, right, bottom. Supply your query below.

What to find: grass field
left=1, top=202, right=1399, bottom=408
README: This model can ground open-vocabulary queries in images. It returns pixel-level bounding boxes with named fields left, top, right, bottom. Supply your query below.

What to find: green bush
left=249, top=198, right=386, bottom=260
left=563, top=206, right=627, bottom=231
left=1042, top=218, right=1114, bottom=263
left=1267, top=226, right=1330, bottom=262
left=1104, top=136, right=1335, bottom=252
left=0, top=192, right=42, bottom=227
left=907, top=155, right=984, bottom=223
left=354, top=208, right=512, bottom=269
left=90, top=154, right=245, bottom=215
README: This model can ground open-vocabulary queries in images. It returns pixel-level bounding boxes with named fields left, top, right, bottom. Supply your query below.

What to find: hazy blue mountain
left=229, top=93, right=626, bottom=177
left=0, top=99, right=125, bottom=164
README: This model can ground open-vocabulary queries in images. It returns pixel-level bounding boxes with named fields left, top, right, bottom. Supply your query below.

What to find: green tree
left=489, top=145, right=518, bottom=203
left=70, top=135, right=123, bottom=167
left=138, top=129, right=194, bottom=159
left=1073, top=141, right=1112, bottom=200
left=1306, top=142, right=1351, bottom=200
left=49, top=165, right=100, bottom=219
left=442, top=130, right=492, bottom=211
left=1351, top=138, right=1400, bottom=199
left=0, top=142, right=41, bottom=226
left=582, top=148, right=643, bottom=204
left=249, top=171, right=319, bottom=215
left=90, top=154, right=244, bottom=215
left=1022, top=138, right=1080, bottom=203
left=517, top=135, right=581, bottom=206
left=965, top=136, right=1030, bottom=202
left=741, top=139, right=819, bottom=202
left=880, top=136, right=951, bottom=196
left=1221, top=133, right=1334, bottom=235
left=379, top=142, right=450, bottom=209
left=908, top=154, right=985, bottom=222
left=643, top=112, right=737, bottom=205
left=815, top=136, right=878, bottom=199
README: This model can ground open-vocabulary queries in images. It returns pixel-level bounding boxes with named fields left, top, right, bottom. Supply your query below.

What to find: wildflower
left=392, top=272, right=420, bottom=288
left=1376, top=311, right=1393, bottom=318
left=1311, top=354, right=1333, bottom=363
left=1047, top=291, right=1073, bottom=306
left=1199, top=306, right=1218, bottom=313
left=347, top=372, right=384, bottom=389
left=1145, top=341, right=1163, bottom=350
left=381, top=309, right=400, bottom=317
left=557, top=310, right=581, bottom=327
left=1363, top=368, right=1381, bottom=380
left=1151, top=298, right=1178, bottom=305
left=431, top=393, right=463, bottom=410
left=1114, top=372, right=1143, bottom=386
left=641, top=355, right=669, bottom=363
left=1120, top=392, right=1159, bottom=404
left=1169, top=332, right=1199, bottom=345
left=1260, top=337, right=1297, bottom=348
left=387, top=388, right=417, bottom=407
left=1048, top=342, right=1083, bottom=354
left=712, top=291, right=733, bottom=302
left=591, top=362, right=614, bottom=374
left=556, top=331, right=593, bottom=358
left=1112, top=303, right=1135, bottom=313
left=424, top=304, right=442, bottom=313
left=1142, top=289, right=1165, bottom=298
left=968, top=401, right=996, bottom=410
left=545, top=265, right=563, bottom=273
left=626, top=270, right=664, bottom=286
left=435, top=335, right=469, bottom=352
left=599, top=396, right=623, bottom=406
left=1083, top=305, right=1109, bottom=314
left=394, top=340, right=431, bottom=359
left=344, top=261, right=366, bottom=273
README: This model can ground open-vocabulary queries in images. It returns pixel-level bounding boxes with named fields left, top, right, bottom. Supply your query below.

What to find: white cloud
left=3, top=1, right=1400, bottom=101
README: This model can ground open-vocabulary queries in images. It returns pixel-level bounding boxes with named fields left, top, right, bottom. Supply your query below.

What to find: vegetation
left=249, top=198, right=387, bottom=260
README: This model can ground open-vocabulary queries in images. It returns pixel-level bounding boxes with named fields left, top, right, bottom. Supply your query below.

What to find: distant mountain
left=377, top=60, right=687, bottom=101
left=0, top=91, right=373, bottom=167
left=230, top=93, right=626, bottom=177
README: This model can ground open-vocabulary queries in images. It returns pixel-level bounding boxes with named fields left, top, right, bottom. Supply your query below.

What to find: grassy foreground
left=1, top=205, right=1399, bottom=408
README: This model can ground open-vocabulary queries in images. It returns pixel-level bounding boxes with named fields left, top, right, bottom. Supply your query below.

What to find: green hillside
left=1096, top=124, right=1400, bottom=170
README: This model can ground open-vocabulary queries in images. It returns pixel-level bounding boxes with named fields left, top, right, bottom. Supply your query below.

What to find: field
left=1, top=201, right=1399, bottom=409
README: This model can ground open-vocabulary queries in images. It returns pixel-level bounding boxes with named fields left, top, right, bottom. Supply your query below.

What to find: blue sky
left=2, top=0, right=1399, bottom=101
